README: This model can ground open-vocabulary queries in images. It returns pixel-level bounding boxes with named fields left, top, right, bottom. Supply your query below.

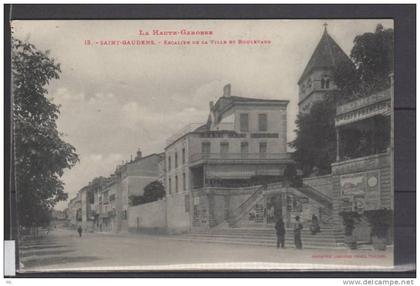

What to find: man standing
left=310, top=214, right=321, bottom=235
left=294, top=216, right=303, bottom=249
left=275, top=217, right=285, bottom=248
left=77, top=225, right=83, bottom=238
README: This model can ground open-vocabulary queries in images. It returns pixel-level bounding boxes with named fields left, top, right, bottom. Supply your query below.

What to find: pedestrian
left=275, top=217, right=285, bottom=249
left=310, top=214, right=321, bottom=235
left=77, top=225, right=82, bottom=237
left=294, top=216, right=303, bottom=249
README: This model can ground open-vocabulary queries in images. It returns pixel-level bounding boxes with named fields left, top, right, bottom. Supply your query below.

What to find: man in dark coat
left=77, top=225, right=83, bottom=237
left=310, top=214, right=321, bottom=235
left=275, top=217, right=286, bottom=248
left=294, top=216, right=303, bottom=249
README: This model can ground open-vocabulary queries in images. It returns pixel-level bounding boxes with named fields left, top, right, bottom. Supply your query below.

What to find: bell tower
left=298, top=24, right=352, bottom=114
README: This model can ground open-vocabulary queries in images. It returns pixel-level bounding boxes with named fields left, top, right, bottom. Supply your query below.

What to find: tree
left=129, top=181, right=165, bottom=206
left=289, top=97, right=337, bottom=177
left=143, top=181, right=165, bottom=202
left=129, top=194, right=146, bottom=206
left=334, top=24, right=394, bottom=102
left=12, top=37, right=79, bottom=229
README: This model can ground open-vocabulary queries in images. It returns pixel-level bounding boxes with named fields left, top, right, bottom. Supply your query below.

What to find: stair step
left=195, top=228, right=336, bottom=232
left=181, top=236, right=338, bottom=245
left=185, top=236, right=335, bottom=243
left=180, top=226, right=344, bottom=249
left=169, top=237, right=343, bottom=249
left=186, top=233, right=337, bottom=241
left=193, top=230, right=339, bottom=236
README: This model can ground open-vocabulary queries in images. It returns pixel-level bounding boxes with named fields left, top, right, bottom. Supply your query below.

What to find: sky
left=11, top=19, right=393, bottom=210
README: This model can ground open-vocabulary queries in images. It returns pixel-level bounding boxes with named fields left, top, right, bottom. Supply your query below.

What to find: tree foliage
left=12, top=37, right=79, bottom=228
left=129, top=181, right=165, bottom=206
left=334, top=24, right=394, bottom=102
left=289, top=97, right=337, bottom=177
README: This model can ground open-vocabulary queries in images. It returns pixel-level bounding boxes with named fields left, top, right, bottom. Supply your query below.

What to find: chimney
left=136, top=148, right=142, bottom=160
left=223, top=84, right=231, bottom=97
left=209, top=101, right=214, bottom=110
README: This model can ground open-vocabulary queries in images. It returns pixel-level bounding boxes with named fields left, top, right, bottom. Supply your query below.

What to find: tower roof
left=298, top=27, right=352, bottom=84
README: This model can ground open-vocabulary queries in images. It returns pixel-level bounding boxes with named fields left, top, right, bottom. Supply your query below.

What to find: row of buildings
left=66, top=151, right=163, bottom=233
left=66, top=27, right=393, bottom=246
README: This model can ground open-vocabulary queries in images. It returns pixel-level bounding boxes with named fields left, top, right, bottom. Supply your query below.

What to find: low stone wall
left=128, top=199, right=167, bottom=234
left=166, top=193, right=191, bottom=234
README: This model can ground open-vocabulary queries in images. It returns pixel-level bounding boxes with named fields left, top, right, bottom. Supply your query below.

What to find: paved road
left=18, top=227, right=393, bottom=272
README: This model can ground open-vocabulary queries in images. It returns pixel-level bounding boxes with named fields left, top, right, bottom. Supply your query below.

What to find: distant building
left=157, top=153, right=166, bottom=184
left=114, top=152, right=161, bottom=232
left=67, top=193, right=82, bottom=228
left=97, top=176, right=118, bottom=232
left=298, top=26, right=352, bottom=113
left=50, top=209, right=66, bottom=220
left=79, top=185, right=92, bottom=231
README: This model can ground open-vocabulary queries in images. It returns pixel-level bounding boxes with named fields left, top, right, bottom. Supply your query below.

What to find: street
left=19, top=227, right=393, bottom=272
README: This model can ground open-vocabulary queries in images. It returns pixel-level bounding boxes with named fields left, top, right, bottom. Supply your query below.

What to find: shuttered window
left=258, top=114, right=268, bottom=131
left=240, top=113, right=249, bottom=132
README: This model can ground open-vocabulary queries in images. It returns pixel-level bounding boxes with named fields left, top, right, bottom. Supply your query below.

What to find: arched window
left=321, top=75, right=330, bottom=89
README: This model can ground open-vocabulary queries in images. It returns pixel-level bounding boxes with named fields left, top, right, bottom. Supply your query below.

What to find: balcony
left=189, top=152, right=293, bottom=166
left=331, top=151, right=391, bottom=176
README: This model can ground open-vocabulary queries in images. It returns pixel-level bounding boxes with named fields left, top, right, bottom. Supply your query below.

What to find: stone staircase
left=227, top=185, right=265, bottom=227
left=296, top=184, right=333, bottom=209
left=223, top=183, right=334, bottom=229
left=171, top=227, right=344, bottom=249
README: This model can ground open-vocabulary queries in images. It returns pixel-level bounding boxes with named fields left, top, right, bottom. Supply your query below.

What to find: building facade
left=97, top=176, right=118, bottom=232
left=67, top=193, right=82, bottom=228
left=164, top=84, right=300, bottom=233
left=114, top=152, right=162, bottom=233
left=331, top=87, right=393, bottom=244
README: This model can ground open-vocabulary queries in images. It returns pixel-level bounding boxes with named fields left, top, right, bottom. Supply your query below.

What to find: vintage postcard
left=11, top=19, right=395, bottom=272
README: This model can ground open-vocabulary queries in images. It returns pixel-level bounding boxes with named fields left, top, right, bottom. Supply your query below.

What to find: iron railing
left=166, top=123, right=203, bottom=146
left=228, top=185, right=266, bottom=227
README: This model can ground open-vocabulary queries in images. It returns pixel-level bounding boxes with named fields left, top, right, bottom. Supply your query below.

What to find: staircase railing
left=297, top=184, right=333, bottom=209
left=227, top=185, right=266, bottom=227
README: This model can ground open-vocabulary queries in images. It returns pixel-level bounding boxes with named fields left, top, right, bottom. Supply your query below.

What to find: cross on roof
left=323, top=23, right=328, bottom=31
